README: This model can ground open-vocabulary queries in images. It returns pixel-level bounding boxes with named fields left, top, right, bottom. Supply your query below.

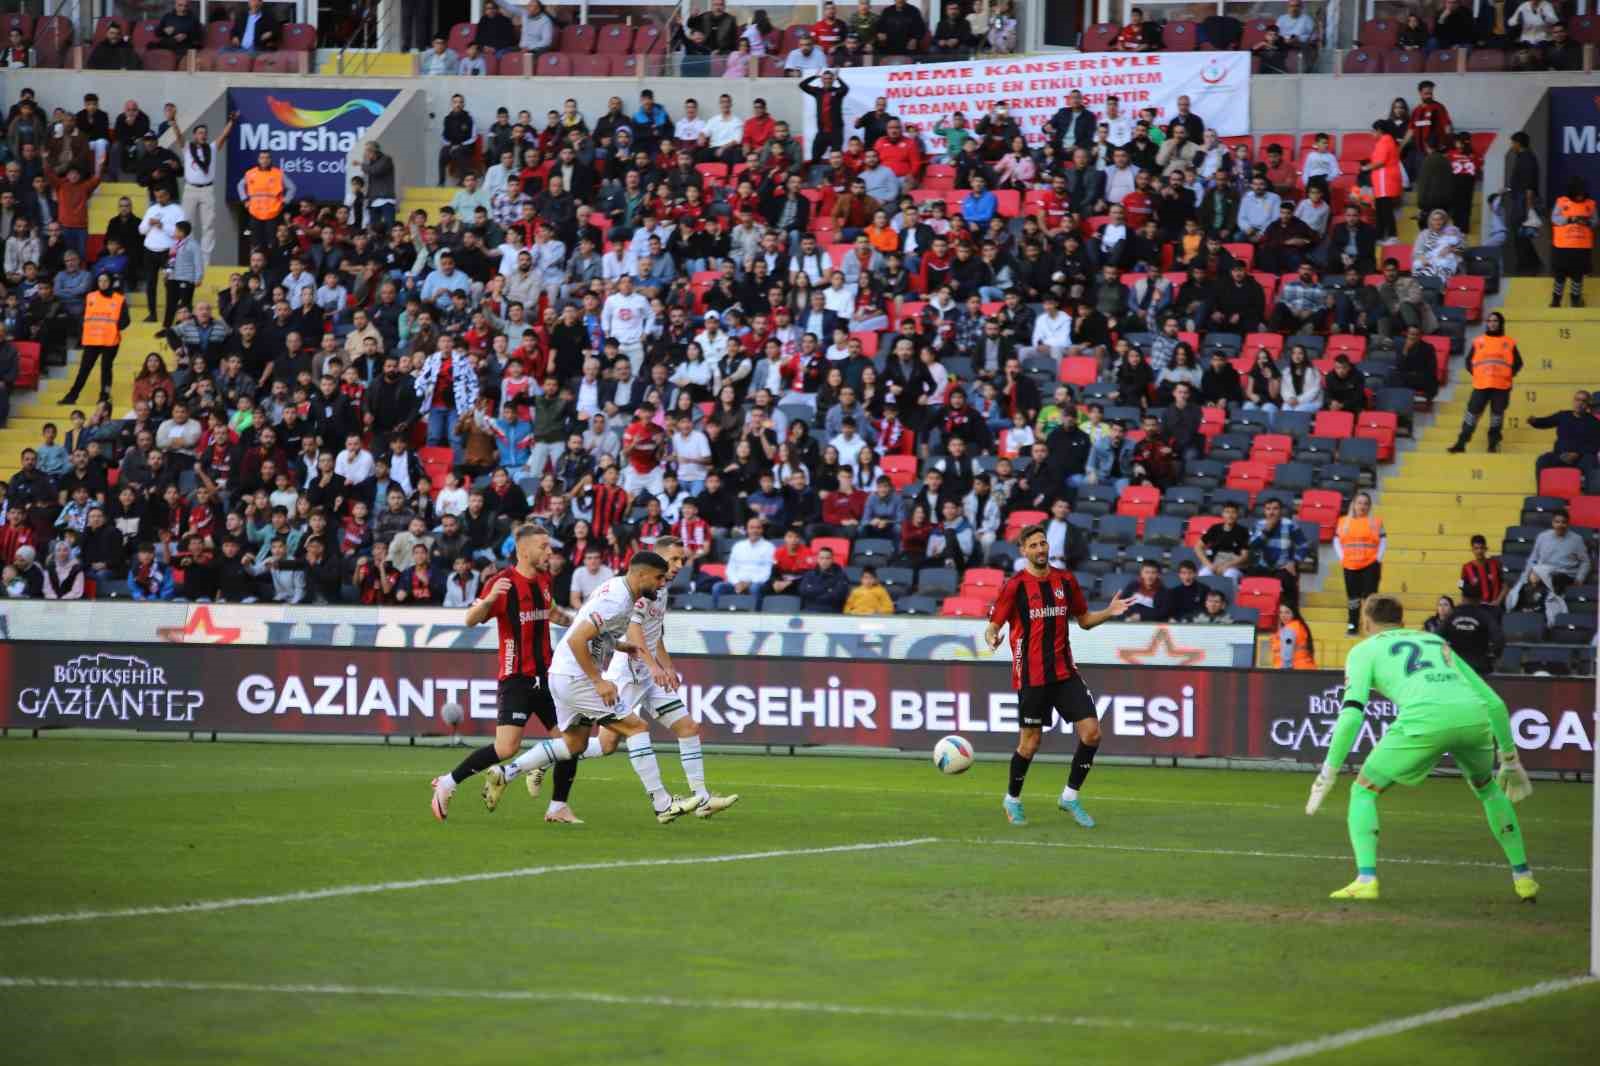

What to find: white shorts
left=550, top=672, right=628, bottom=731
left=620, top=465, right=665, bottom=498
left=603, top=653, right=689, bottom=726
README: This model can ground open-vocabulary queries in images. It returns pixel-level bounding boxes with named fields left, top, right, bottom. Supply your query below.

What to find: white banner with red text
left=802, top=52, right=1253, bottom=156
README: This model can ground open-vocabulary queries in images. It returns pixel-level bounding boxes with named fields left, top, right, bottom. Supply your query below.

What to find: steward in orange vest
left=1335, top=491, right=1386, bottom=634
left=237, top=150, right=296, bottom=248
left=1449, top=311, right=1521, bottom=454
left=61, top=272, right=130, bottom=405
left=1551, top=177, right=1596, bottom=308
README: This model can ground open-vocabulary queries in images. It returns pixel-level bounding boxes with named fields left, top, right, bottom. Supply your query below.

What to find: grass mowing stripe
left=968, top=838, right=1590, bottom=874
left=0, top=837, right=940, bottom=929
left=1210, top=976, right=1600, bottom=1065
left=0, top=976, right=1277, bottom=1036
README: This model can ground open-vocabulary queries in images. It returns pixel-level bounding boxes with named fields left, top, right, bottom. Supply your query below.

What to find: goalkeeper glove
left=1305, top=764, right=1336, bottom=815
left=1497, top=751, right=1533, bottom=804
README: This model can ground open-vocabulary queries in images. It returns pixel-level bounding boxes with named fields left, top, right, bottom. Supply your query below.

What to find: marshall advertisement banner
left=1546, top=87, right=1600, bottom=210
left=805, top=52, right=1252, bottom=158
left=1, top=643, right=1590, bottom=773
left=0, top=602, right=1259, bottom=667
left=226, top=88, right=400, bottom=204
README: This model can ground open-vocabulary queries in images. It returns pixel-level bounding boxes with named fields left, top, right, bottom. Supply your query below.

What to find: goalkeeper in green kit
left=1305, top=594, right=1538, bottom=903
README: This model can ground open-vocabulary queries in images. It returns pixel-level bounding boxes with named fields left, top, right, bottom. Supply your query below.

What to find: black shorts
left=498, top=676, right=556, bottom=730
left=1017, top=674, right=1096, bottom=729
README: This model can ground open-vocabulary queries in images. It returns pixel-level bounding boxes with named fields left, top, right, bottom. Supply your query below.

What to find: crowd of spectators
left=0, top=67, right=1494, bottom=629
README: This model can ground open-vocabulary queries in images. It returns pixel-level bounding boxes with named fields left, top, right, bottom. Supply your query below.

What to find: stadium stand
left=0, top=5, right=1593, bottom=678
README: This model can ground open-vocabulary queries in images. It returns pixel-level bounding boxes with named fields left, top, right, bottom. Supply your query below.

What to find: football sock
left=1347, top=785, right=1380, bottom=877
left=1067, top=743, right=1098, bottom=791
left=1471, top=776, right=1529, bottom=872
left=1060, top=786, right=1078, bottom=802
left=625, top=730, right=668, bottom=804
left=1007, top=752, right=1032, bottom=798
left=551, top=758, right=578, bottom=804
left=583, top=737, right=605, bottom=759
left=678, top=734, right=707, bottom=798
left=503, top=737, right=573, bottom=782
left=449, top=743, right=501, bottom=785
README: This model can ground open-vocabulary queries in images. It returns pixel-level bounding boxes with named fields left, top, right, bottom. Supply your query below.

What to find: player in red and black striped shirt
left=430, top=525, right=578, bottom=821
left=984, top=523, right=1131, bottom=828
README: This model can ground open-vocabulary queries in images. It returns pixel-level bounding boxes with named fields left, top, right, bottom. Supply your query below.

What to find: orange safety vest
left=81, top=290, right=124, bottom=347
left=1553, top=196, right=1596, bottom=250
left=1275, top=620, right=1316, bottom=670
left=1469, top=334, right=1515, bottom=391
left=1336, top=514, right=1383, bottom=571
left=243, top=166, right=285, bottom=221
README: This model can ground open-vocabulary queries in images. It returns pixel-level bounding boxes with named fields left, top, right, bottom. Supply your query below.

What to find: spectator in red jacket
left=873, top=118, right=923, bottom=179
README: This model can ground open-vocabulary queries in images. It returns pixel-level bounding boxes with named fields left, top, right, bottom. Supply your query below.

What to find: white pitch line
left=0, top=838, right=939, bottom=929
left=1210, top=975, right=1600, bottom=1065
left=0, top=976, right=1273, bottom=1037
left=969, top=838, right=1590, bottom=874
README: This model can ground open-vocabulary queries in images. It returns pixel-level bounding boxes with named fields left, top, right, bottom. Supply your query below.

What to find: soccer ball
left=440, top=702, right=464, bottom=726
left=932, top=735, right=974, bottom=775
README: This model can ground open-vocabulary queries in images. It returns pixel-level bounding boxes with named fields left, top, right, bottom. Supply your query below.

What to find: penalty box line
left=1210, top=975, right=1600, bottom=1066
left=0, top=838, right=939, bottom=930
left=0, top=976, right=1275, bottom=1037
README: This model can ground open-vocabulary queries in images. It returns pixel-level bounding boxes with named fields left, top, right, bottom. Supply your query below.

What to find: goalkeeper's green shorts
left=1358, top=720, right=1496, bottom=789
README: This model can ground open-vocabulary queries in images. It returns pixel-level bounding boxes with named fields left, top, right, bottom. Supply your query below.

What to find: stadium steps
left=0, top=265, right=241, bottom=482
left=1300, top=276, right=1595, bottom=668
left=323, top=52, right=416, bottom=77
left=87, top=181, right=146, bottom=235
left=400, top=186, right=456, bottom=222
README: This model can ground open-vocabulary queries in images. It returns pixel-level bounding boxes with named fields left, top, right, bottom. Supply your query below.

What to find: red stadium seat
left=131, top=19, right=161, bottom=51
left=1338, top=133, right=1375, bottom=162
left=1003, top=510, right=1047, bottom=541
left=1225, top=461, right=1271, bottom=505
left=535, top=52, right=572, bottom=75
left=596, top=23, right=634, bottom=53
left=13, top=341, right=39, bottom=390
left=1298, top=490, right=1343, bottom=540
left=572, top=53, right=612, bottom=76
left=1572, top=14, right=1600, bottom=44
left=1236, top=577, right=1282, bottom=629
left=1184, top=515, right=1220, bottom=547
left=1324, top=334, right=1367, bottom=362
left=1313, top=411, right=1355, bottom=439
left=141, top=48, right=178, bottom=71
left=940, top=597, right=989, bottom=619
left=1341, top=49, right=1383, bottom=75
left=635, top=22, right=666, bottom=53
left=1240, top=19, right=1274, bottom=49
left=1251, top=434, right=1294, bottom=464
left=1539, top=468, right=1583, bottom=500
left=1163, top=20, right=1198, bottom=49
left=882, top=455, right=919, bottom=490
left=447, top=21, right=475, bottom=54
left=1058, top=356, right=1097, bottom=388
left=1354, top=418, right=1397, bottom=462
left=811, top=536, right=852, bottom=564
left=1378, top=243, right=1412, bottom=272
left=192, top=49, right=218, bottom=70
left=0, top=13, right=32, bottom=40
left=1384, top=48, right=1423, bottom=75
left=253, top=52, right=306, bottom=73
left=1426, top=47, right=1462, bottom=72
left=1443, top=287, right=1483, bottom=322
left=1570, top=496, right=1600, bottom=529
left=1358, top=18, right=1400, bottom=48
left=993, top=190, right=1020, bottom=217
left=1258, top=133, right=1294, bottom=162
left=279, top=22, right=315, bottom=52
left=204, top=20, right=233, bottom=50
left=494, top=52, right=529, bottom=75
left=960, top=568, right=1007, bottom=594
left=215, top=51, right=253, bottom=74
left=1080, top=22, right=1120, bottom=52
left=1116, top=486, right=1160, bottom=535
left=1223, top=242, right=1255, bottom=269
left=560, top=23, right=597, bottom=53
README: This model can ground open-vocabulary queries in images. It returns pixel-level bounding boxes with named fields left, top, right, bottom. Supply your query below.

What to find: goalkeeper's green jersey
left=1324, top=627, right=1515, bottom=768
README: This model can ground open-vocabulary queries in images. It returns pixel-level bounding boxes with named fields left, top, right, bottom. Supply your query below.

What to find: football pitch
left=1, top=737, right=1594, bottom=1066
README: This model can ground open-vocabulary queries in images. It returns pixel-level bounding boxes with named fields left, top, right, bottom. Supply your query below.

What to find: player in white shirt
left=511, top=539, right=739, bottom=820
left=487, top=551, right=701, bottom=824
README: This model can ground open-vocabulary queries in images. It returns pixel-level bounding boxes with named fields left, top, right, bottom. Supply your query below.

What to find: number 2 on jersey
left=1388, top=639, right=1435, bottom=676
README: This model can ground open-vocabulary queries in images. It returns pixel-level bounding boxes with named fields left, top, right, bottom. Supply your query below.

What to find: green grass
left=0, top=737, right=1593, bottom=1066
